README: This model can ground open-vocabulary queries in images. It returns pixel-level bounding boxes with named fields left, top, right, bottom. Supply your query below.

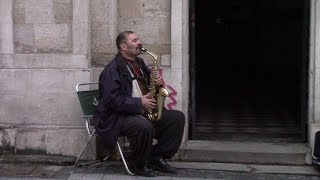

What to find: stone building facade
left=0, top=0, right=319, bottom=164
left=0, top=0, right=188, bottom=159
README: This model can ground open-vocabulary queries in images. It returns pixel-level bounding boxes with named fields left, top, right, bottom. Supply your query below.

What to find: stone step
left=180, top=140, right=311, bottom=165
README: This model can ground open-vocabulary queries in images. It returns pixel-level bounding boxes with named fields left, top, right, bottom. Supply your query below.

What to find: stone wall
left=0, top=0, right=182, bottom=159
left=0, top=0, right=93, bottom=159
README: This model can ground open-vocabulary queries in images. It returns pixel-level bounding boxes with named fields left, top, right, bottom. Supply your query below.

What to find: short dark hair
left=116, top=31, right=134, bottom=50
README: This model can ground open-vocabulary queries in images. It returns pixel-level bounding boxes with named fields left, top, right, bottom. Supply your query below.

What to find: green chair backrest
left=77, top=90, right=99, bottom=116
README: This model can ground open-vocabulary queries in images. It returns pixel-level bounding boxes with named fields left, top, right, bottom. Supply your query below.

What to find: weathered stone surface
left=23, top=93, right=83, bottom=126
left=142, top=17, right=170, bottom=45
left=73, top=0, right=89, bottom=23
left=118, top=17, right=144, bottom=36
left=315, top=68, right=320, bottom=99
left=0, top=69, right=90, bottom=125
left=16, top=129, right=46, bottom=152
left=0, top=23, right=14, bottom=54
left=73, top=23, right=89, bottom=55
left=90, top=0, right=109, bottom=23
left=12, top=0, right=25, bottom=24
left=144, top=0, right=170, bottom=17
left=29, top=69, right=89, bottom=92
left=4, top=128, right=17, bottom=149
left=46, top=129, right=95, bottom=159
left=12, top=54, right=88, bottom=69
left=54, top=0, right=73, bottom=23
left=0, top=0, right=13, bottom=24
left=25, top=0, right=54, bottom=23
left=90, top=23, right=110, bottom=53
left=171, top=44, right=183, bottom=69
left=13, top=24, right=35, bottom=53
left=34, top=23, right=72, bottom=53
left=162, top=68, right=182, bottom=110
left=118, top=0, right=144, bottom=17
left=90, top=68, right=103, bottom=82
left=160, top=54, right=171, bottom=67
left=91, top=53, right=115, bottom=68
left=315, top=98, right=320, bottom=123
left=0, top=54, right=14, bottom=68
left=0, top=69, right=29, bottom=92
left=0, top=93, right=30, bottom=124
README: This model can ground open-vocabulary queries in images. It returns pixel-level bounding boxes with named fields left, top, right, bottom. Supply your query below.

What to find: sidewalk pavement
left=0, top=154, right=320, bottom=179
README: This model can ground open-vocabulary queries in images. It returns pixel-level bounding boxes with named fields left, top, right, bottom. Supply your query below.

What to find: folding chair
left=74, top=82, right=134, bottom=175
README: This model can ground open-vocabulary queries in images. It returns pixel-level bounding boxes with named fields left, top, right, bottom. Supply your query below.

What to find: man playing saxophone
left=92, top=31, right=185, bottom=177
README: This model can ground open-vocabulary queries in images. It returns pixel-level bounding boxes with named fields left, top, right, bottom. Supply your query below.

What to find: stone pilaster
left=0, top=0, right=14, bottom=54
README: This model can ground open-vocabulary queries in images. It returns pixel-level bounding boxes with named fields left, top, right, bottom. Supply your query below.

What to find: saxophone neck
left=147, top=51, right=157, bottom=60
left=140, top=46, right=157, bottom=60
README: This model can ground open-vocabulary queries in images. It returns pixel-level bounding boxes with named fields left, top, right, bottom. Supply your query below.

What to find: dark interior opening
left=190, top=0, right=309, bottom=142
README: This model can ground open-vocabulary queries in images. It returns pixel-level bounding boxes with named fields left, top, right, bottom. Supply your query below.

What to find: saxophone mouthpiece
left=138, top=44, right=146, bottom=52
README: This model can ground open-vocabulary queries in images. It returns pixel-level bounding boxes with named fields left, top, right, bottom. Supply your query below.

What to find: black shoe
left=148, top=158, right=177, bottom=174
left=129, top=165, right=156, bottom=177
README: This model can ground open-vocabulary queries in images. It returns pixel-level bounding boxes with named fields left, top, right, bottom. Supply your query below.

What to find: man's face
left=122, top=33, right=142, bottom=57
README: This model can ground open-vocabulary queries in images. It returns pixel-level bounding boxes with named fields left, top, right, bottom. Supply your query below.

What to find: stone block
left=161, top=69, right=182, bottom=110
left=4, top=128, right=17, bottom=149
left=13, top=24, right=35, bottom=54
left=118, top=0, right=144, bottom=17
left=90, top=23, right=111, bottom=53
left=0, top=54, right=14, bottom=68
left=160, top=54, right=171, bottom=67
left=25, top=92, right=83, bottom=126
left=73, top=0, right=89, bottom=23
left=144, top=0, right=170, bottom=17
left=0, top=93, right=31, bottom=124
left=29, top=69, right=89, bottom=92
left=0, top=0, right=13, bottom=24
left=142, top=17, right=170, bottom=45
left=315, top=98, right=320, bottom=123
left=34, top=24, right=72, bottom=53
left=91, top=53, right=115, bottom=67
left=46, top=129, right=95, bottom=159
left=25, top=0, right=54, bottom=23
left=90, top=68, right=104, bottom=82
left=13, top=54, right=88, bottom=69
left=54, top=0, right=72, bottom=4
left=171, top=44, right=183, bottom=69
left=13, top=0, right=25, bottom=24
left=118, top=17, right=144, bottom=36
left=16, top=129, right=46, bottom=152
left=53, top=0, right=72, bottom=23
left=315, top=68, right=320, bottom=99
left=90, top=0, right=109, bottom=23
left=0, top=23, right=14, bottom=54
left=0, top=69, right=29, bottom=92
left=73, top=22, right=89, bottom=55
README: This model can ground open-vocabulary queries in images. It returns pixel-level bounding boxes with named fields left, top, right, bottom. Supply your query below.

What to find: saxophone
left=140, top=46, right=169, bottom=122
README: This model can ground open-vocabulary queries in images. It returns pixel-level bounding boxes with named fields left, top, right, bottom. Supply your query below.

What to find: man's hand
left=141, top=93, right=156, bottom=111
left=154, top=72, right=164, bottom=86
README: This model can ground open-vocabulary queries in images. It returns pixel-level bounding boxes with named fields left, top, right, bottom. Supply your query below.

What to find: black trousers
left=120, top=109, right=185, bottom=168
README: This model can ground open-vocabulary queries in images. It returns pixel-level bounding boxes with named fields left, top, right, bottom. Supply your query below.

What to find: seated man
left=92, top=31, right=185, bottom=177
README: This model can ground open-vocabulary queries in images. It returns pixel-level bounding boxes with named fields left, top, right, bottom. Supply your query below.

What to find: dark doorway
left=189, top=0, right=309, bottom=142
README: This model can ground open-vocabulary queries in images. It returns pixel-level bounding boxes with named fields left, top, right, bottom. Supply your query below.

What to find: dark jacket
left=93, top=53, right=151, bottom=151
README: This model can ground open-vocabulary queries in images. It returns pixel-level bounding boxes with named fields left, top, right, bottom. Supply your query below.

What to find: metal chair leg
left=74, top=129, right=96, bottom=167
left=117, top=141, right=134, bottom=175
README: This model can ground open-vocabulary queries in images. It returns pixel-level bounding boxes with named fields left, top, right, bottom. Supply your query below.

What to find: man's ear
left=120, top=43, right=127, bottom=51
